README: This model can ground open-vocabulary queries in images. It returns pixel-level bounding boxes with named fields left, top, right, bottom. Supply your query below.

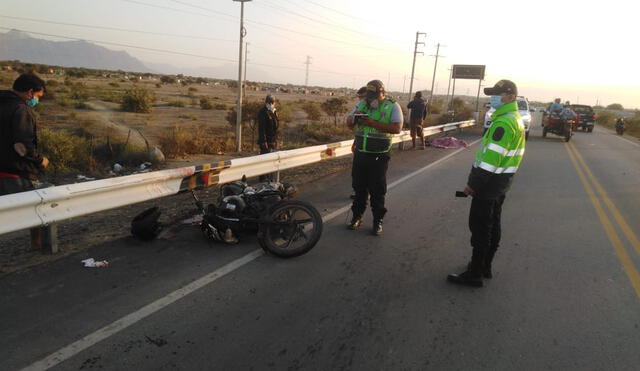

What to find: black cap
left=365, top=79, right=384, bottom=99
left=356, top=86, right=367, bottom=96
left=415, top=91, right=422, bottom=98
left=265, top=94, right=275, bottom=103
left=483, top=79, right=517, bottom=96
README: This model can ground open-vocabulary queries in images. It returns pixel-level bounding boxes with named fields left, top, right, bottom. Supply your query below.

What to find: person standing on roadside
left=447, top=79, right=525, bottom=287
left=407, top=91, right=427, bottom=149
left=346, top=79, right=403, bottom=236
left=0, top=73, right=49, bottom=249
left=257, top=94, right=279, bottom=182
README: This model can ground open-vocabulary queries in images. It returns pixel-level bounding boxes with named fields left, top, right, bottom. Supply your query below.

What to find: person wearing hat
left=407, top=91, right=427, bottom=149
left=257, top=94, right=279, bottom=181
left=447, top=79, right=526, bottom=287
left=346, top=79, right=403, bottom=235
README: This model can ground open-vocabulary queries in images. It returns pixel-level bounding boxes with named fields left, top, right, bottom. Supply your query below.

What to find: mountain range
left=0, top=30, right=272, bottom=81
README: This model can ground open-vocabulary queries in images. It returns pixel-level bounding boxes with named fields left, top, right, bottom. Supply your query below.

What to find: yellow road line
left=565, top=143, right=640, bottom=299
left=568, top=141, right=640, bottom=259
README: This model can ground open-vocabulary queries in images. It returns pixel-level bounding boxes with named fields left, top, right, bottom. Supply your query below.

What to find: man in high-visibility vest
left=448, top=79, right=525, bottom=287
left=346, top=80, right=403, bottom=235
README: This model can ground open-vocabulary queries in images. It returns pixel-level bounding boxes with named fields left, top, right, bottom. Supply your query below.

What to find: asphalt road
left=2, top=125, right=640, bottom=371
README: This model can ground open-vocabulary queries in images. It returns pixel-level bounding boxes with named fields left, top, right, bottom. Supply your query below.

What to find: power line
left=0, top=27, right=373, bottom=78
left=0, top=15, right=236, bottom=42
left=301, top=0, right=369, bottom=22
left=163, top=0, right=394, bottom=52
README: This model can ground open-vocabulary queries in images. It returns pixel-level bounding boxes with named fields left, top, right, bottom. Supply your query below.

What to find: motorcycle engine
left=219, top=195, right=246, bottom=219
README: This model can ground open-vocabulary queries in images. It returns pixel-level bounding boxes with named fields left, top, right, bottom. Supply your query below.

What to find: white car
left=483, top=96, right=532, bottom=140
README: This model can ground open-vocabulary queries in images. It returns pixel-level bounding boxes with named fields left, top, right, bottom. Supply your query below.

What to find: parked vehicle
left=569, top=104, right=596, bottom=133
left=542, top=112, right=574, bottom=142
left=484, top=96, right=532, bottom=140
left=192, top=177, right=323, bottom=258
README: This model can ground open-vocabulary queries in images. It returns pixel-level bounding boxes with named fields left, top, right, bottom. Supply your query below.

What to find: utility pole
left=304, top=55, right=312, bottom=87
left=429, top=43, right=444, bottom=105
left=445, top=67, right=452, bottom=110
left=408, top=31, right=426, bottom=101
left=233, top=0, right=251, bottom=152
left=243, top=41, right=248, bottom=101
left=402, top=74, right=406, bottom=94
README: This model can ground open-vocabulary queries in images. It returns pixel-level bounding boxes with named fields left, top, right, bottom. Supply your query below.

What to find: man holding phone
left=346, top=80, right=403, bottom=235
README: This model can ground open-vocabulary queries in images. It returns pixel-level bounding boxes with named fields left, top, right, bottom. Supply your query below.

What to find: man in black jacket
left=0, top=73, right=49, bottom=193
left=407, top=91, right=427, bottom=149
left=257, top=94, right=279, bottom=181
left=0, top=73, right=49, bottom=249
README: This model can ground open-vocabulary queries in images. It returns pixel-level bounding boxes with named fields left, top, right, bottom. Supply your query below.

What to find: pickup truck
left=569, top=104, right=595, bottom=133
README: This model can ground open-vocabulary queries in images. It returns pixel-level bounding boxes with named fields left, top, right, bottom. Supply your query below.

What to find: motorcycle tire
left=588, top=127, right=593, bottom=133
left=564, top=129, right=572, bottom=142
left=258, top=200, right=323, bottom=258
left=525, top=131, right=529, bottom=141
left=542, top=126, right=548, bottom=138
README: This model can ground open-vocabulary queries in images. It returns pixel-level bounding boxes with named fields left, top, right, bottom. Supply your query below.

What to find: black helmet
left=131, top=206, right=162, bottom=240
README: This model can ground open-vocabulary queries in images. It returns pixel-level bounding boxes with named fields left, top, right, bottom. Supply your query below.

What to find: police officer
left=346, top=80, right=403, bottom=235
left=448, top=79, right=525, bottom=287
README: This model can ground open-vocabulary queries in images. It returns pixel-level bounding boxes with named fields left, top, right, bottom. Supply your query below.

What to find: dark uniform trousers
left=469, top=194, right=506, bottom=273
left=351, top=150, right=389, bottom=221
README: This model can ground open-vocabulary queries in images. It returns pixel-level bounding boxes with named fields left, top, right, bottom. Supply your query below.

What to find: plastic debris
left=139, top=162, right=152, bottom=170
left=113, top=163, right=124, bottom=172
left=76, top=175, right=96, bottom=181
left=81, top=258, right=109, bottom=268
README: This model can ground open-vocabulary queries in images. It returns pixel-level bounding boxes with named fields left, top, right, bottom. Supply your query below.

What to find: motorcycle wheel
left=564, top=127, right=572, bottom=142
left=587, top=127, right=593, bottom=133
left=525, top=131, right=529, bottom=141
left=259, top=200, right=323, bottom=258
left=542, top=126, right=548, bottom=138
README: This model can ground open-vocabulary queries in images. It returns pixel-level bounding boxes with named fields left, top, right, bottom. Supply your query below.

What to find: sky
left=0, top=0, right=638, bottom=108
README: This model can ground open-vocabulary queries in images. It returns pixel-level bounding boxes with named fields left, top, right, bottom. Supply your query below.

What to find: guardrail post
left=31, top=224, right=58, bottom=254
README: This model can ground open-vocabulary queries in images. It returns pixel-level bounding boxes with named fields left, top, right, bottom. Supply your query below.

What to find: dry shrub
left=285, top=121, right=352, bottom=146
left=158, top=126, right=227, bottom=157
left=121, top=87, right=154, bottom=113
left=38, top=128, right=97, bottom=173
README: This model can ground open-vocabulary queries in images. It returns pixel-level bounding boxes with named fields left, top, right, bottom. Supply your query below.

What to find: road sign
left=452, top=65, right=485, bottom=80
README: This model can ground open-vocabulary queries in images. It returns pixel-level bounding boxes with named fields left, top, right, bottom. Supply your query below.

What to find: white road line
left=595, top=126, right=640, bottom=147
left=21, top=138, right=481, bottom=371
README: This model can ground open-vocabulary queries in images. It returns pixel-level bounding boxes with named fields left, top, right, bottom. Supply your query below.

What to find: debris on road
left=81, top=258, right=109, bottom=268
left=113, top=163, right=124, bottom=173
left=76, top=175, right=96, bottom=181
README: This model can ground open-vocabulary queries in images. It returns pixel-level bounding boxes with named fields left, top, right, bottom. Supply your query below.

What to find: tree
left=606, top=103, right=624, bottom=110
left=302, top=101, right=322, bottom=121
left=321, top=97, right=348, bottom=126
left=160, top=75, right=176, bottom=84
left=226, top=101, right=264, bottom=150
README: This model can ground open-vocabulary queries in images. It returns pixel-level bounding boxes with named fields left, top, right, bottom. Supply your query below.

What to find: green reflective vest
left=354, top=98, right=395, bottom=153
left=474, top=101, right=525, bottom=174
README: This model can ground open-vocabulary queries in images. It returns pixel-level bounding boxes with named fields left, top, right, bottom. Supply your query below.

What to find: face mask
left=27, top=97, right=39, bottom=107
left=266, top=104, right=275, bottom=112
left=489, top=95, right=503, bottom=109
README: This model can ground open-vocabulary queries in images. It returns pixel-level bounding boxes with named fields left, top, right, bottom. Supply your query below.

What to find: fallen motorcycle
left=192, top=177, right=323, bottom=258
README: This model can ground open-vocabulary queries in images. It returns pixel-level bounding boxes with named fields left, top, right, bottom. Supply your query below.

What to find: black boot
left=347, top=215, right=363, bottom=230
left=467, top=261, right=492, bottom=279
left=372, top=219, right=383, bottom=236
left=447, top=270, right=483, bottom=287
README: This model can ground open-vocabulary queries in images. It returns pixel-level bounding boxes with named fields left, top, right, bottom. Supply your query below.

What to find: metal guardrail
left=0, top=120, right=475, bottom=237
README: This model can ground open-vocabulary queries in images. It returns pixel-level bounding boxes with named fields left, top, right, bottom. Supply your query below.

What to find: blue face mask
left=489, top=95, right=503, bottom=109
left=27, top=97, right=39, bottom=107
